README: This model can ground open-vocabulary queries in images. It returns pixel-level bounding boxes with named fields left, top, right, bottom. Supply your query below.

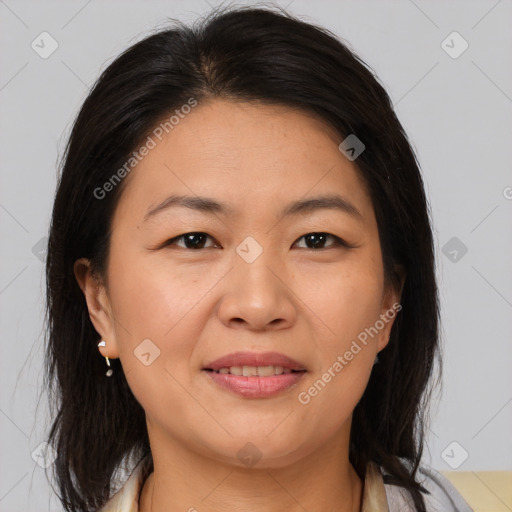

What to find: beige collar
left=362, top=461, right=389, bottom=512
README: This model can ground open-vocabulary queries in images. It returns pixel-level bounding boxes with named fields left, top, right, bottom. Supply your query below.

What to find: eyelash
left=163, top=232, right=352, bottom=251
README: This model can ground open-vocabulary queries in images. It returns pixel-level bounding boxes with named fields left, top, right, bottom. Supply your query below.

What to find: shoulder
left=97, top=453, right=152, bottom=512
left=382, top=464, right=474, bottom=512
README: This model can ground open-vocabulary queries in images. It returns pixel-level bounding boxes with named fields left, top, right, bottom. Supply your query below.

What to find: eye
left=163, top=231, right=350, bottom=251
left=165, top=232, right=219, bottom=250
left=294, top=232, right=348, bottom=250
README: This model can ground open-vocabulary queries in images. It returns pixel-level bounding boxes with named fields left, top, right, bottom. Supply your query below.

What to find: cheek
left=107, top=243, right=211, bottom=341
left=105, top=245, right=227, bottom=396
left=293, top=256, right=384, bottom=353
left=291, top=256, right=383, bottom=416
left=106, top=256, right=205, bottom=419
left=109, top=266, right=177, bottom=342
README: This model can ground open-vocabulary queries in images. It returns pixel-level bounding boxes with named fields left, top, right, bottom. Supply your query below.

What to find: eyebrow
left=143, top=194, right=363, bottom=222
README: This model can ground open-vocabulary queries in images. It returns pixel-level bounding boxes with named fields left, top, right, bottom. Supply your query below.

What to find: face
left=78, top=98, right=402, bottom=469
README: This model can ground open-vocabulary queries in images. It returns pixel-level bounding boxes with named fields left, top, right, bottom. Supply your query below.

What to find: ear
left=377, top=264, right=406, bottom=353
left=74, top=258, right=120, bottom=359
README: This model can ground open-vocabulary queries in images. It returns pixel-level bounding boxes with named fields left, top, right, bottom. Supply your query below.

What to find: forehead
left=112, top=99, right=374, bottom=225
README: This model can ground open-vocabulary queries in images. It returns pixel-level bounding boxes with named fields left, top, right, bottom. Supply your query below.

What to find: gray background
left=1, top=0, right=511, bottom=510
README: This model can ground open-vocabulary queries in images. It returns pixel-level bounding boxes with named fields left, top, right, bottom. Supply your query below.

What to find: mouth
left=202, top=351, right=307, bottom=398
left=203, top=366, right=306, bottom=376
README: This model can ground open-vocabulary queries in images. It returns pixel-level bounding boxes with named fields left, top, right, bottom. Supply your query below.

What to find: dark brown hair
left=44, top=5, right=440, bottom=511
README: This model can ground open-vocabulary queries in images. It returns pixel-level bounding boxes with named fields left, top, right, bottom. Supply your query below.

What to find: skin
left=75, top=99, right=404, bottom=512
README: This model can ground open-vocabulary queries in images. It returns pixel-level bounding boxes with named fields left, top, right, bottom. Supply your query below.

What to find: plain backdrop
left=0, top=0, right=511, bottom=510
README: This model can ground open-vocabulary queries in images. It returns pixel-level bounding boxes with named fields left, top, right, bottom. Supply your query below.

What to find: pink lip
left=204, top=371, right=306, bottom=398
left=203, top=351, right=306, bottom=371
left=202, top=351, right=307, bottom=399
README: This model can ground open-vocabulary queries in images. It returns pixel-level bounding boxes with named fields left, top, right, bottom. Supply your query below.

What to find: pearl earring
left=98, top=340, right=113, bottom=377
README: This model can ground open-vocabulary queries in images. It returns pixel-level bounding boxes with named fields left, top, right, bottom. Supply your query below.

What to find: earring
left=98, top=340, right=113, bottom=377
left=373, top=354, right=379, bottom=366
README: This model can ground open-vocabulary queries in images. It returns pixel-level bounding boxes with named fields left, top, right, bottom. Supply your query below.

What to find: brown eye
left=166, top=232, right=218, bottom=250
left=294, top=232, right=347, bottom=250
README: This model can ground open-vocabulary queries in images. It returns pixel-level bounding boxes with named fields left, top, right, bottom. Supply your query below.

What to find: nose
left=216, top=245, right=297, bottom=332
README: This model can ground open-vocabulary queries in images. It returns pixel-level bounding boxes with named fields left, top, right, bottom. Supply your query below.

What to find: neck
left=139, top=423, right=363, bottom=512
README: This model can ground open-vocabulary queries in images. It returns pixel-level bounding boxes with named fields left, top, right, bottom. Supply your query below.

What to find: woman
left=44, top=5, right=473, bottom=512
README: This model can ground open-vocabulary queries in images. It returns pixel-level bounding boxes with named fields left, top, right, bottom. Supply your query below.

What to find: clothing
left=97, top=454, right=473, bottom=512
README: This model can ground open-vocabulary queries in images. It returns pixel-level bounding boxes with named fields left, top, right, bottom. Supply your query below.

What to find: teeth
left=258, top=365, right=279, bottom=377
left=214, top=365, right=298, bottom=376
left=242, top=365, right=257, bottom=377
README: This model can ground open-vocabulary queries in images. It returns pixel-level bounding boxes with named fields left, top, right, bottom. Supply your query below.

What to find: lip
left=203, top=351, right=307, bottom=371
left=204, top=371, right=306, bottom=398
